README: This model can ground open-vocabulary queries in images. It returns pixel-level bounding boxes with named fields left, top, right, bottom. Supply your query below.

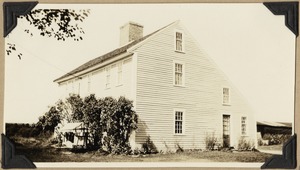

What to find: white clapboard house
left=54, top=21, right=257, bottom=151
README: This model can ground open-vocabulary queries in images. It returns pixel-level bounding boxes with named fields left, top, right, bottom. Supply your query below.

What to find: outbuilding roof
left=54, top=21, right=177, bottom=83
left=257, top=121, right=292, bottom=128
left=59, top=122, right=83, bottom=132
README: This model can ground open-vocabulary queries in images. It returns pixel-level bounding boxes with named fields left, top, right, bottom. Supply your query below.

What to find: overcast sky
left=4, top=3, right=295, bottom=124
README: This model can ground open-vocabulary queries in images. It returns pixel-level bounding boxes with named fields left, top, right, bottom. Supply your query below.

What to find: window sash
left=176, top=32, right=183, bottom=51
left=106, top=67, right=111, bottom=88
left=117, top=63, right=123, bottom=85
left=223, top=88, right=230, bottom=104
left=175, top=111, right=183, bottom=134
left=87, top=75, right=91, bottom=93
left=174, top=63, right=183, bottom=85
left=241, top=117, right=247, bottom=135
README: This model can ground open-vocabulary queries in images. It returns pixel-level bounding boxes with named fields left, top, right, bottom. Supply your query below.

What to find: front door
left=223, top=115, right=230, bottom=147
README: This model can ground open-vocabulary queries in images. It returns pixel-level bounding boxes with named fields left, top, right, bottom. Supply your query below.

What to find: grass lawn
left=12, top=136, right=275, bottom=162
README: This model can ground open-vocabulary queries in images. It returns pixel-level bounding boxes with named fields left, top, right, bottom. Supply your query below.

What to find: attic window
left=223, top=87, right=230, bottom=105
left=175, top=31, right=183, bottom=52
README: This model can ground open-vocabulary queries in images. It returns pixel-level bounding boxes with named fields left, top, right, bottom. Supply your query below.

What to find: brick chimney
left=120, top=21, right=143, bottom=46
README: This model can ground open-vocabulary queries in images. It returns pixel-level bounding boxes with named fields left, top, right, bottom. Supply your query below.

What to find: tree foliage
left=37, top=94, right=138, bottom=154
left=101, top=96, right=138, bottom=154
left=19, top=9, right=90, bottom=41
left=6, top=9, right=90, bottom=58
left=36, top=106, right=62, bottom=132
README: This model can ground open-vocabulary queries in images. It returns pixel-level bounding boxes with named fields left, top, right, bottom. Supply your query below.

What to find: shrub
left=175, top=143, right=184, bottom=153
left=205, top=132, right=219, bottom=150
left=162, top=141, right=173, bottom=154
left=263, top=133, right=291, bottom=145
left=42, top=94, right=138, bottom=155
left=141, top=136, right=158, bottom=154
left=100, top=96, right=138, bottom=155
left=133, top=147, right=142, bottom=155
left=237, top=137, right=254, bottom=151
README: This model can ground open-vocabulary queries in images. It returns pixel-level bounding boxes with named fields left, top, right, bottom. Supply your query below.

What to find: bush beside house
left=33, top=94, right=138, bottom=155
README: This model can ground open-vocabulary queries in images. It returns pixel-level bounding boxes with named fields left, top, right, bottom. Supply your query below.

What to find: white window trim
left=71, top=80, right=74, bottom=94
left=240, top=115, right=248, bottom=136
left=222, top=87, right=231, bottom=105
left=173, top=60, right=185, bottom=87
left=116, top=61, right=123, bottom=87
left=105, top=66, right=111, bottom=89
left=87, top=74, right=91, bottom=93
left=173, top=108, right=186, bottom=135
left=174, top=29, right=185, bottom=53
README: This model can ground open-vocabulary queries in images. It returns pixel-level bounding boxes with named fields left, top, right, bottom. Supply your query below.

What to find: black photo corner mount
left=1, top=134, right=36, bottom=169
left=261, top=134, right=297, bottom=169
left=3, top=1, right=38, bottom=37
left=264, top=2, right=299, bottom=37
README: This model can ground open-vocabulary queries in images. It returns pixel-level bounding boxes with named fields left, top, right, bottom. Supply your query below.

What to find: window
left=106, top=67, right=111, bottom=88
left=71, top=80, right=74, bottom=93
left=175, top=31, right=183, bottom=52
left=174, top=110, right=184, bottom=134
left=223, top=87, right=230, bottom=104
left=174, top=63, right=184, bottom=86
left=87, top=75, right=91, bottom=93
left=241, top=116, right=247, bottom=135
left=117, top=62, right=123, bottom=85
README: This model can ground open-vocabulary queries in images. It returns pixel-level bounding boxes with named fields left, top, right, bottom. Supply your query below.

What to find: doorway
left=223, top=114, right=231, bottom=147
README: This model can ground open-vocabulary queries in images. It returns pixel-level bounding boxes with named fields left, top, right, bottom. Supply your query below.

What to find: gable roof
left=54, top=21, right=178, bottom=83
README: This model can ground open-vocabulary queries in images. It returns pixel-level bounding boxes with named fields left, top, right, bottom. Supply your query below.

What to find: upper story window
left=241, top=116, right=247, bottom=135
left=174, top=62, right=184, bottom=86
left=105, top=67, right=111, bottom=88
left=223, top=87, right=230, bottom=105
left=117, top=62, right=123, bottom=86
left=174, top=110, right=184, bottom=134
left=175, top=30, right=184, bottom=52
left=87, top=75, right=91, bottom=93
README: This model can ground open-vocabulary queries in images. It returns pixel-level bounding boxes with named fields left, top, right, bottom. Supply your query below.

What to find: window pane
left=223, top=88, right=229, bottom=104
left=241, top=116, right=247, bottom=135
left=176, top=32, right=183, bottom=51
left=117, top=63, right=122, bottom=85
left=174, top=63, right=183, bottom=85
left=106, top=67, right=110, bottom=88
left=175, top=111, right=183, bottom=134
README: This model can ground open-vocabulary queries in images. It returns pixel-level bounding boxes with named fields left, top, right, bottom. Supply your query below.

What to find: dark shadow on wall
left=135, top=119, right=149, bottom=146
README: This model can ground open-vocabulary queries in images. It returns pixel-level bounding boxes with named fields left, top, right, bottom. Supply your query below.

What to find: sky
left=4, top=3, right=295, bottom=124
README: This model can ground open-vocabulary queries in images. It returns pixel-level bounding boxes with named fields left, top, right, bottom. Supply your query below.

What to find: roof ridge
left=54, top=20, right=178, bottom=83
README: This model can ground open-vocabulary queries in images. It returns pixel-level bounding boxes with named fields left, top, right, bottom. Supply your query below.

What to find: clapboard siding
left=131, top=21, right=256, bottom=151
left=59, top=56, right=134, bottom=100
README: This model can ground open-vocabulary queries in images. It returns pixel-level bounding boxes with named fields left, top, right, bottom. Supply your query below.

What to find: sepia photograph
left=3, top=3, right=296, bottom=168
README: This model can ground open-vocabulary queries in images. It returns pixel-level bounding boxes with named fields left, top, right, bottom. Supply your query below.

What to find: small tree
left=82, top=94, right=102, bottom=147
left=36, top=106, right=62, bottom=132
left=101, top=96, right=138, bottom=154
left=67, top=94, right=85, bottom=122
